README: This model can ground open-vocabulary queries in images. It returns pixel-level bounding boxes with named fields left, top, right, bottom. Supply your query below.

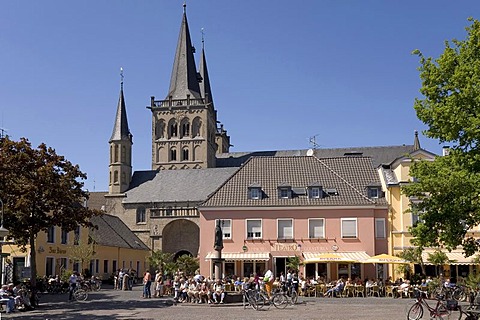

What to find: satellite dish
left=306, top=149, right=314, bottom=156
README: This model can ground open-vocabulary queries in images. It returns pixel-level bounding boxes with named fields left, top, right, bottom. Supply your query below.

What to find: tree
left=176, top=254, right=199, bottom=276
left=427, top=250, right=450, bottom=277
left=286, top=255, right=301, bottom=272
left=402, top=18, right=480, bottom=256
left=398, top=247, right=426, bottom=276
left=0, top=137, right=100, bottom=300
left=68, top=237, right=96, bottom=276
left=147, top=250, right=174, bottom=275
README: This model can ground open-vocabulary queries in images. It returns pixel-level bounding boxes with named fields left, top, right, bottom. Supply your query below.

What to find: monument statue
left=214, top=220, right=223, bottom=251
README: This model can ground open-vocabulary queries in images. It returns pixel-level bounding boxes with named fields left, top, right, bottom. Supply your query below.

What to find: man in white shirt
left=68, top=272, right=78, bottom=301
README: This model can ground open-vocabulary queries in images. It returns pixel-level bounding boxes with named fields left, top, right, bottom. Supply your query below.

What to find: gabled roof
left=123, top=167, right=238, bottom=204
left=216, top=145, right=418, bottom=169
left=109, top=88, right=132, bottom=143
left=166, top=5, right=201, bottom=100
left=90, top=214, right=149, bottom=250
left=203, top=156, right=387, bottom=208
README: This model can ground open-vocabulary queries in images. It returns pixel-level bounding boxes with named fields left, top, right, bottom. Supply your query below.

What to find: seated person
left=212, top=280, right=225, bottom=304
left=325, top=279, right=344, bottom=297
left=234, top=277, right=243, bottom=291
left=0, top=284, right=15, bottom=313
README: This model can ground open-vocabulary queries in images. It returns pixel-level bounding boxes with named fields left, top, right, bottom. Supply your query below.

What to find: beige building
left=2, top=193, right=149, bottom=283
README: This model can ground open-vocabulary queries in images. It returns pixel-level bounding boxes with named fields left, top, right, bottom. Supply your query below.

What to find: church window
left=170, top=123, right=178, bottom=137
left=114, top=145, right=119, bottom=162
left=121, top=172, right=126, bottom=184
left=114, top=170, right=119, bottom=183
left=181, top=122, right=190, bottom=137
left=170, top=148, right=177, bottom=161
left=121, top=146, right=126, bottom=162
left=182, top=148, right=189, bottom=161
left=136, top=207, right=146, bottom=224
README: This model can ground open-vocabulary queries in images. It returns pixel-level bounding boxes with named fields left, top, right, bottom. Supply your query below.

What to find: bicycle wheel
left=74, top=289, right=88, bottom=301
left=253, top=292, right=266, bottom=310
left=407, top=303, right=423, bottom=320
left=434, top=303, right=451, bottom=320
left=290, top=290, right=298, bottom=304
left=272, top=293, right=288, bottom=309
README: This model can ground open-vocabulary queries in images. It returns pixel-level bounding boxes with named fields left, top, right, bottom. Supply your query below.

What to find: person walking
left=68, top=272, right=78, bottom=301
left=143, top=271, right=152, bottom=298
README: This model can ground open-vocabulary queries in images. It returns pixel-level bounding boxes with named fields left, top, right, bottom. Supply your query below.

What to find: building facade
left=199, top=155, right=389, bottom=281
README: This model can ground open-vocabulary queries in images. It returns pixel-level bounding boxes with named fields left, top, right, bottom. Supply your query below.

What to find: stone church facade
left=104, top=5, right=234, bottom=259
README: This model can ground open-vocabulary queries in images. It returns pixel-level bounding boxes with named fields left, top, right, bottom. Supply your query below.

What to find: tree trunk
left=29, top=232, right=38, bottom=306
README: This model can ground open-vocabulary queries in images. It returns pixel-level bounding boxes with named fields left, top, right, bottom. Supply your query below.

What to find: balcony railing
left=150, top=207, right=199, bottom=218
left=151, top=97, right=206, bottom=108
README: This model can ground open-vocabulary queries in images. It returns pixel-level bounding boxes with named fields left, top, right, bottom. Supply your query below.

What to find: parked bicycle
left=407, top=288, right=461, bottom=320
left=272, top=283, right=298, bottom=309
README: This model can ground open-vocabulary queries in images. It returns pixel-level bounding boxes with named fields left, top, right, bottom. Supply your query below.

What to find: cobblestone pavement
left=3, top=284, right=457, bottom=320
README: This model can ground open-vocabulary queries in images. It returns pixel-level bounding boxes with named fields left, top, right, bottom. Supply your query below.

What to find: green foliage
left=464, top=272, right=480, bottom=291
left=286, top=255, right=301, bottom=272
left=0, top=137, right=101, bottom=289
left=176, top=254, right=199, bottom=276
left=398, top=247, right=426, bottom=276
left=427, top=250, right=449, bottom=276
left=147, top=250, right=174, bottom=275
left=403, top=19, right=480, bottom=256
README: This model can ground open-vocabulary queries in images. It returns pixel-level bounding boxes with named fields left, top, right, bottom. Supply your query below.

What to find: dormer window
left=310, top=187, right=321, bottom=199
left=279, top=188, right=289, bottom=199
left=368, top=187, right=379, bottom=199
left=248, top=183, right=263, bottom=200
left=251, top=188, right=261, bottom=199
left=277, top=183, right=292, bottom=199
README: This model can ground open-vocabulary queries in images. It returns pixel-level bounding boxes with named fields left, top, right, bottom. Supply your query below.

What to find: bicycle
left=72, top=286, right=88, bottom=301
left=272, top=284, right=298, bottom=309
left=406, top=288, right=461, bottom=320
left=242, top=288, right=258, bottom=310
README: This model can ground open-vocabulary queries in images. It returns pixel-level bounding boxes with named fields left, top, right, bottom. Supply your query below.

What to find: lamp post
left=0, top=199, right=10, bottom=285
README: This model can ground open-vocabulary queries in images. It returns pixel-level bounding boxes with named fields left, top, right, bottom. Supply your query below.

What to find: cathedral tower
left=148, top=4, right=230, bottom=170
left=109, top=71, right=133, bottom=194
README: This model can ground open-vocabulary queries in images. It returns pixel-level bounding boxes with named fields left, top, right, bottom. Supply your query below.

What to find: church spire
left=199, top=30, right=213, bottom=105
left=166, top=4, right=201, bottom=100
left=413, top=130, right=421, bottom=151
left=110, top=68, right=132, bottom=143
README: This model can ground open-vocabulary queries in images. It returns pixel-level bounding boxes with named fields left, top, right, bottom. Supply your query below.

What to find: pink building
left=199, top=155, right=388, bottom=282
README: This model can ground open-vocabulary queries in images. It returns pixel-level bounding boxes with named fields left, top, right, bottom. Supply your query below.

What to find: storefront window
left=225, top=262, right=235, bottom=278
left=244, top=262, right=253, bottom=278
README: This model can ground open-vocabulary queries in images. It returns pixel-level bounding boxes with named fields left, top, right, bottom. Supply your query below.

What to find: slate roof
left=90, top=214, right=149, bottom=250
left=123, top=167, right=238, bottom=204
left=167, top=7, right=202, bottom=99
left=203, top=156, right=388, bottom=208
left=216, top=145, right=416, bottom=169
left=87, top=192, right=107, bottom=210
left=109, top=88, right=132, bottom=142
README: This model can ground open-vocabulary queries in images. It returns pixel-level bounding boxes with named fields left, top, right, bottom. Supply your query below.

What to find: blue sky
left=1, top=1, right=478, bottom=192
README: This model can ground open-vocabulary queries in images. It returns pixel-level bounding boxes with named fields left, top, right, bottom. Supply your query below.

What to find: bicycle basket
left=447, top=300, right=459, bottom=311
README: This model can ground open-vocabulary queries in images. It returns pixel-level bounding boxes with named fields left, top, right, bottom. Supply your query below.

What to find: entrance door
left=13, top=257, right=25, bottom=283
left=274, top=258, right=286, bottom=278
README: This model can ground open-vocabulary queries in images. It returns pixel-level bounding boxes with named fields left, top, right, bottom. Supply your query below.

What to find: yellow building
left=379, top=133, right=477, bottom=278
left=2, top=192, right=150, bottom=283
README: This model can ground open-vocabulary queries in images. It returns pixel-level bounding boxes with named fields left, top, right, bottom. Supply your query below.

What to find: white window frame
left=375, top=218, right=386, bottom=239
left=310, top=187, right=321, bottom=199
left=308, top=218, right=325, bottom=239
left=61, top=228, right=68, bottom=244
left=277, top=219, right=293, bottom=239
left=341, top=218, right=357, bottom=239
left=246, top=219, right=262, bottom=239
left=216, top=219, right=232, bottom=239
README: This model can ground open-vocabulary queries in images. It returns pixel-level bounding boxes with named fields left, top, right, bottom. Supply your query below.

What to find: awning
left=303, top=251, right=371, bottom=263
left=205, top=252, right=270, bottom=261
left=421, top=251, right=478, bottom=265
left=363, top=254, right=409, bottom=264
